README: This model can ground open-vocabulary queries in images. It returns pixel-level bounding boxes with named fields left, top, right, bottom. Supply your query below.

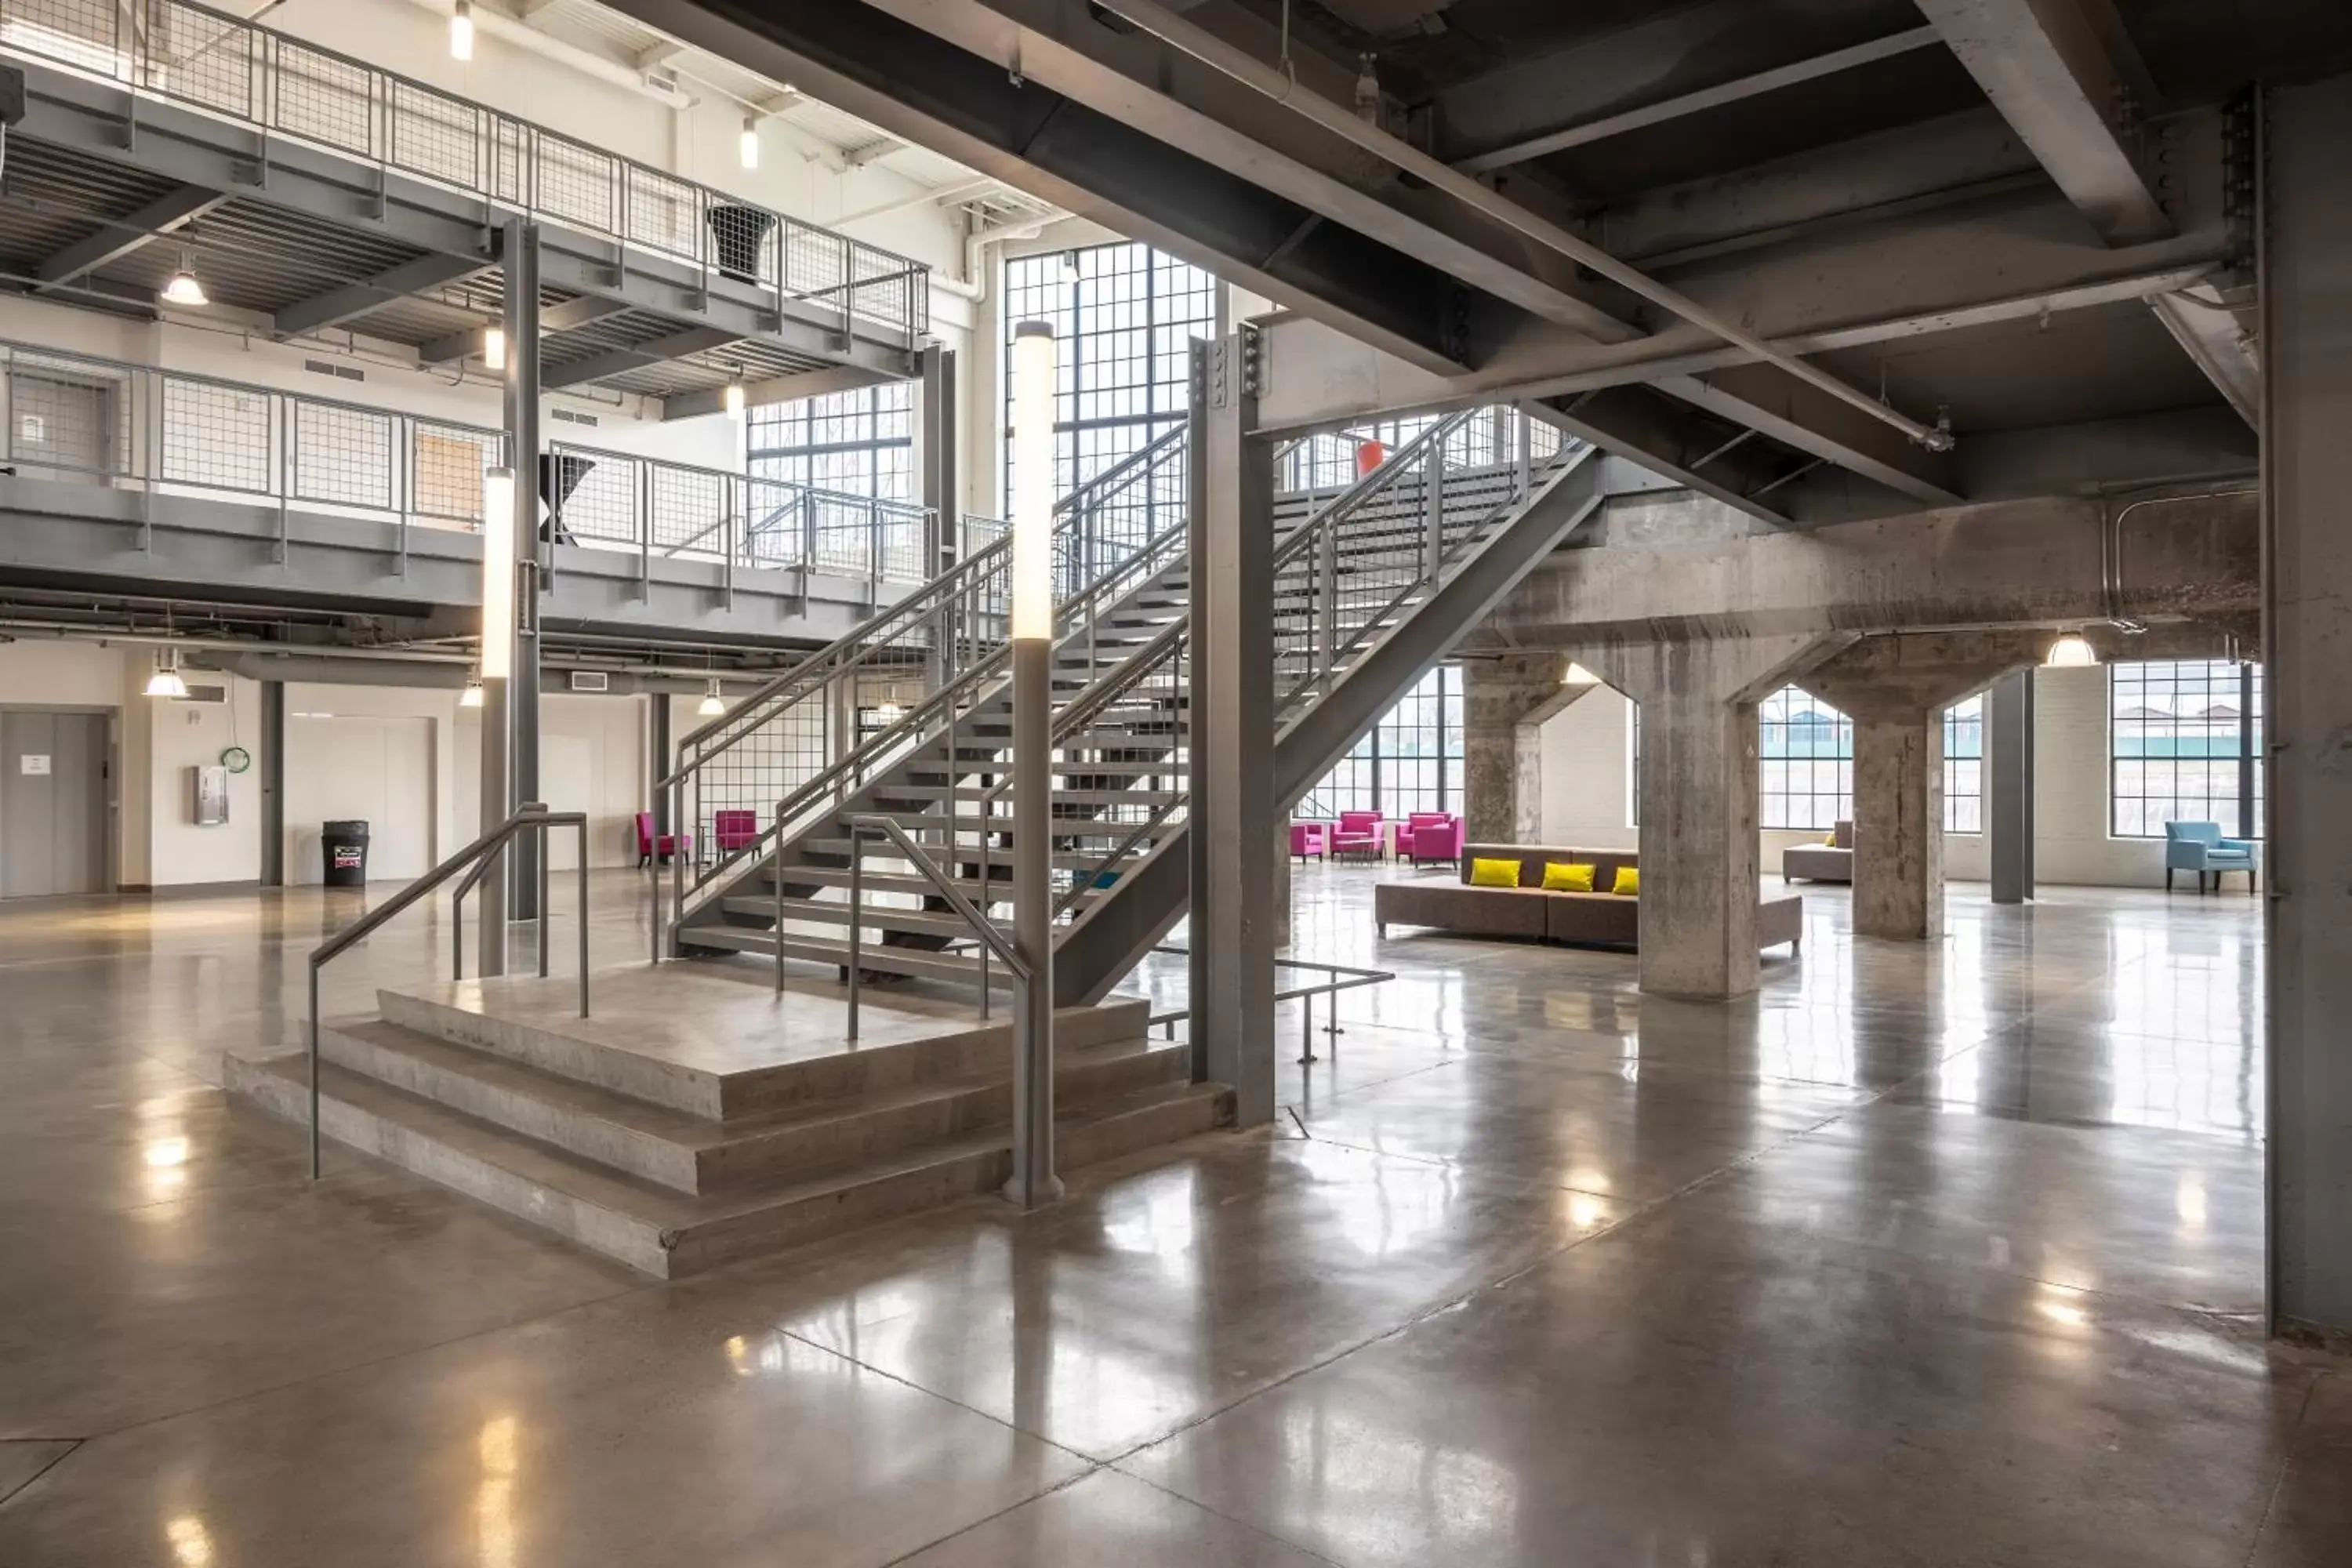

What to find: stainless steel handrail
left=838, top=811, right=1029, bottom=1040
left=305, top=804, right=590, bottom=1180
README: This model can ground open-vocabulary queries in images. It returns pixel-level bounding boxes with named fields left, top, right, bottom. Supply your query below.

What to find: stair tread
left=323, top=1015, right=1186, bottom=1150
left=235, top=1052, right=1225, bottom=1238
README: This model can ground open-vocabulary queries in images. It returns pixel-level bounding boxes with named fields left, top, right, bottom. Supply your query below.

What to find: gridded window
left=749, top=381, right=913, bottom=502
left=1944, top=695, right=1984, bottom=833
left=2111, top=660, right=2263, bottom=839
left=1003, top=243, right=1215, bottom=510
left=1760, top=686, right=1853, bottom=830
left=1297, top=666, right=1463, bottom=820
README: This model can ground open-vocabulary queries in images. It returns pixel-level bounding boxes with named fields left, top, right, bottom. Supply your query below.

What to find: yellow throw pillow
left=1541, top=862, right=1596, bottom=892
left=1824, top=831, right=1838, bottom=846
left=1612, top=866, right=1641, bottom=896
left=1468, top=857, right=1523, bottom=889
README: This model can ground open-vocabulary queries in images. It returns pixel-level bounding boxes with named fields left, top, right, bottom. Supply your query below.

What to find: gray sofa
left=1374, top=843, right=1803, bottom=954
left=1781, top=819, right=1854, bottom=883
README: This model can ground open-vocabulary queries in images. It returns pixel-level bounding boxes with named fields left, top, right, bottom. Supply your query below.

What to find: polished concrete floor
left=0, top=863, right=2343, bottom=1565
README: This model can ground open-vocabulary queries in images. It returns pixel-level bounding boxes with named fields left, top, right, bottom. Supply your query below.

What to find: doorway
left=0, top=710, right=111, bottom=897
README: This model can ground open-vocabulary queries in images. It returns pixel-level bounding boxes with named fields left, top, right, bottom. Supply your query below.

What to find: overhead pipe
left=1084, top=0, right=1955, bottom=452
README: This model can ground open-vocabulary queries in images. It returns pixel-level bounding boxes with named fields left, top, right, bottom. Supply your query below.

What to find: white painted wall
left=1535, top=670, right=2169, bottom=890
left=284, top=713, right=438, bottom=883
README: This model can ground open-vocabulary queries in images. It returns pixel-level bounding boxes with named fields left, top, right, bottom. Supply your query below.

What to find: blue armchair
left=2164, top=821, right=2259, bottom=894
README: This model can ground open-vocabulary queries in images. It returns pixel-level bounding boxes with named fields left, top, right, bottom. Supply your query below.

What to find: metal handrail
left=1145, top=946, right=1395, bottom=1065
left=305, top=804, right=590, bottom=1179
left=838, top=811, right=1029, bottom=1040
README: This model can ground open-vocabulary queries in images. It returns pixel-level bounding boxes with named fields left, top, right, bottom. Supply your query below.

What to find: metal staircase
left=655, top=406, right=1606, bottom=1007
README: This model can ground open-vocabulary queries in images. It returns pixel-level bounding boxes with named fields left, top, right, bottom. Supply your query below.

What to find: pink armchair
left=1332, top=810, right=1384, bottom=862
left=1405, top=813, right=1464, bottom=867
left=711, top=809, right=760, bottom=858
left=1290, top=822, right=1330, bottom=862
left=633, top=811, right=691, bottom=867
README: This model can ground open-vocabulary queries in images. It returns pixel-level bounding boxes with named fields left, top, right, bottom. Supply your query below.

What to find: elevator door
left=0, top=711, right=110, bottom=898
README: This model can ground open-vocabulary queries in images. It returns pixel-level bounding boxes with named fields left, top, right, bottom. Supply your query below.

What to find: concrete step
left=310, top=1017, right=1192, bottom=1196
left=680, top=925, right=991, bottom=985
left=378, top=982, right=1149, bottom=1117
left=227, top=1053, right=1230, bottom=1278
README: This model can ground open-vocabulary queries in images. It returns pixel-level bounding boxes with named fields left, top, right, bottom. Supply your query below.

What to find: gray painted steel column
left=2265, top=71, right=2352, bottom=1340
left=920, top=344, right=959, bottom=576
left=504, top=217, right=543, bottom=922
left=1186, top=335, right=1277, bottom=1125
left=1005, top=636, right=1060, bottom=1207
left=648, top=695, right=672, bottom=840
left=1987, top=670, right=2034, bottom=905
left=260, top=679, right=285, bottom=887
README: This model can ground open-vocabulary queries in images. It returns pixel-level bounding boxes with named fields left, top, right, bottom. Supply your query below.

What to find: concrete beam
left=664, top=361, right=895, bottom=421
left=1473, top=491, right=2257, bottom=649
left=1659, top=363, right=1962, bottom=507
left=1527, top=393, right=1793, bottom=526
left=1462, top=652, right=1586, bottom=844
left=1254, top=174, right=2227, bottom=434
left=271, top=253, right=496, bottom=340
left=1455, top=27, right=1946, bottom=174
left=33, top=185, right=227, bottom=290
left=2148, top=288, right=2259, bottom=428
left=1913, top=0, right=2171, bottom=244
left=543, top=327, right=740, bottom=391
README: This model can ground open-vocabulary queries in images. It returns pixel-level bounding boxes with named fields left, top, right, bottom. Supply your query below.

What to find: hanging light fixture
left=699, top=678, right=727, bottom=717
left=723, top=376, right=747, bottom=418
left=450, top=0, right=475, bottom=61
left=459, top=672, right=485, bottom=709
left=144, top=648, right=189, bottom=699
left=159, top=249, right=207, bottom=307
left=481, top=326, right=506, bottom=372
left=1562, top=661, right=1600, bottom=687
left=739, top=116, right=761, bottom=169
left=2043, top=631, right=2099, bottom=669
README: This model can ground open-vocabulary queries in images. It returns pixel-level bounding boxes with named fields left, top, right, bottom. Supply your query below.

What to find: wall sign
left=18, top=754, right=50, bottom=775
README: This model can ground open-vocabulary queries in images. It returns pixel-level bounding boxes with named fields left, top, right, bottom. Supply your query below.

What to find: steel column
left=1005, top=636, right=1060, bottom=1207
left=1987, top=669, right=2035, bottom=905
left=260, top=679, right=285, bottom=887
left=504, top=219, right=544, bottom=921
left=1185, top=334, right=1277, bottom=1125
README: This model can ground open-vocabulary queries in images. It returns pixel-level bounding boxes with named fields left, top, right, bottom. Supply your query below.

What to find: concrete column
left=1461, top=653, right=1586, bottom=844
left=1186, top=334, right=1276, bottom=1125
left=1850, top=717, right=1944, bottom=940
left=2264, top=69, right=2352, bottom=1341
left=1988, top=670, right=2035, bottom=905
left=1585, top=633, right=1835, bottom=1000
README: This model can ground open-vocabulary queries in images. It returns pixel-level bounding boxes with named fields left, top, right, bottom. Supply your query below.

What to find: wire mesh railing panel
left=1, top=0, right=118, bottom=73
left=624, top=165, right=704, bottom=267
left=143, top=0, right=252, bottom=118
left=266, top=34, right=372, bottom=157
left=290, top=399, right=394, bottom=510
left=808, top=495, right=880, bottom=579
left=2, top=354, right=130, bottom=477
left=411, top=421, right=500, bottom=525
left=388, top=77, right=485, bottom=190
left=739, top=477, right=805, bottom=570
left=547, top=449, right=638, bottom=548
left=646, top=464, right=728, bottom=555
left=159, top=375, right=270, bottom=494
left=532, top=130, right=619, bottom=234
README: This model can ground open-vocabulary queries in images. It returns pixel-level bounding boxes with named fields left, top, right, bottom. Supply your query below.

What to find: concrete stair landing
left=224, top=964, right=1232, bottom=1277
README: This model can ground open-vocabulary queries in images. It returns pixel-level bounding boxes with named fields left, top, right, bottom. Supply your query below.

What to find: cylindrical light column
left=477, top=463, right=517, bottom=978
left=1005, top=320, right=1062, bottom=1210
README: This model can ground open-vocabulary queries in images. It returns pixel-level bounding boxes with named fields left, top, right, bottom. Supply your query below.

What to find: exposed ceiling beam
left=2148, top=288, right=2259, bottom=428
left=1912, top=0, right=2171, bottom=244
left=543, top=326, right=739, bottom=390
left=1657, top=364, right=1963, bottom=506
left=841, top=137, right=904, bottom=168
left=581, top=0, right=1488, bottom=373
left=32, top=185, right=227, bottom=290
left=663, top=361, right=895, bottom=420
left=416, top=295, right=633, bottom=365
left=1526, top=394, right=1792, bottom=527
left=1456, top=26, right=1945, bottom=174
left=271, top=252, right=495, bottom=339
left=633, top=39, right=686, bottom=71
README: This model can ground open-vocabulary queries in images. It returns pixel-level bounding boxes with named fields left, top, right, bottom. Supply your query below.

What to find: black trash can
left=321, top=820, right=370, bottom=887
left=707, top=204, right=776, bottom=284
